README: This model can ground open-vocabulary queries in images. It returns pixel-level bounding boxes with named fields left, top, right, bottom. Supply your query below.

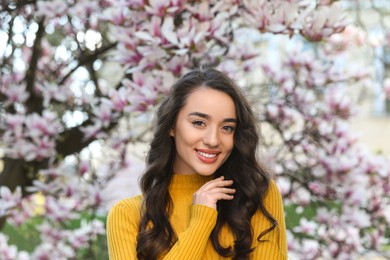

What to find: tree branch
left=56, top=118, right=118, bottom=157
left=59, top=42, right=117, bottom=86
left=24, top=18, right=45, bottom=114
left=1, top=0, right=36, bottom=13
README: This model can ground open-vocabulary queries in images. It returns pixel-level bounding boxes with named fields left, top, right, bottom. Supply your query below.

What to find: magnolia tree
left=0, top=0, right=389, bottom=259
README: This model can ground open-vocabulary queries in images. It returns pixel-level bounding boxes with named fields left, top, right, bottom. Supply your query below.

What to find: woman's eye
left=192, top=120, right=205, bottom=127
left=222, top=125, right=235, bottom=133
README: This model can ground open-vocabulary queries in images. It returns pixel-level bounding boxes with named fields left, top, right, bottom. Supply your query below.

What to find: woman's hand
left=193, top=176, right=236, bottom=210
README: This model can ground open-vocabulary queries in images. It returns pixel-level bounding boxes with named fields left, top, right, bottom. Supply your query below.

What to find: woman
left=107, top=67, right=288, bottom=259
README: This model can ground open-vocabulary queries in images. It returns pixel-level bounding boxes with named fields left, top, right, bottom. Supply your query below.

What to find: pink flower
left=0, top=234, right=30, bottom=260
left=68, top=220, right=105, bottom=249
left=243, top=0, right=270, bottom=32
left=0, top=186, right=22, bottom=216
left=301, top=3, right=348, bottom=42
left=121, top=71, right=163, bottom=112
left=25, top=111, right=62, bottom=137
left=80, top=122, right=103, bottom=140
left=37, top=221, right=63, bottom=244
left=266, top=2, right=301, bottom=33
left=384, top=78, right=390, bottom=99
left=109, top=87, right=130, bottom=112
left=2, top=85, right=29, bottom=107
left=161, top=16, right=179, bottom=46
left=100, top=6, right=128, bottom=25
left=7, top=198, right=35, bottom=226
left=145, top=0, right=182, bottom=16
left=36, top=0, right=68, bottom=19
left=325, top=88, right=355, bottom=119
left=302, top=239, right=320, bottom=259
left=32, top=136, right=57, bottom=161
left=165, top=56, right=189, bottom=76
left=1, top=112, right=62, bottom=161
left=266, top=104, right=279, bottom=119
left=341, top=207, right=371, bottom=229
left=4, top=114, right=25, bottom=138
left=308, top=181, right=326, bottom=196
left=45, top=197, right=78, bottom=222
left=35, top=83, right=74, bottom=107
left=78, top=161, right=90, bottom=176
left=92, top=99, right=118, bottom=128
left=294, top=218, right=318, bottom=236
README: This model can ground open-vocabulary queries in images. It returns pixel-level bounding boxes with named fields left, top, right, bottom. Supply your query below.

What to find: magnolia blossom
left=293, top=218, right=318, bottom=236
left=243, top=0, right=301, bottom=33
left=301, top=3, right=348, bottom=41
left=92, top=99, right=119, bottom=127
left=2, top=84, right=29, bottom=107
left=0, top=187, right=22, bottom=217
left=2, top=112, right=62, bottom=161
left=45, top=197, right=79, bottom=222
left=302, top=239, right=320, bottom=260
left=31, top=242, right=75, bottom=260
left=108, top=87, right=131, bottom=113
left=165, top=55, right=189, bottom=76
left=325, top=88, right=356, bottom=119
left=68, top=220, right=105, bottom=249
left=35, top=0, right=68, bottom=19
left=0, top=234, right=29, bottom=260
left=35, top=82, right=75, bottom=108
left=341, top=206, right=371, bottom=229
left=1, top=157, right=110, bottom=257
left=120, top=70, right=173, bottom=112
left=144, top=0, right=183, bottom=16
left=384, top=78, right=390, bottom=99
left=323, top=25, right=366, bottom=55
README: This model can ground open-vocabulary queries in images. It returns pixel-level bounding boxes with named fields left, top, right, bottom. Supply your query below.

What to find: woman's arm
left=107, top=198, right=141, bottom=260
left=107, top=200, right=218, bottom=260
left=251, top=180, right=288, bottom=260
left=162, top=205, right=217, bottom=259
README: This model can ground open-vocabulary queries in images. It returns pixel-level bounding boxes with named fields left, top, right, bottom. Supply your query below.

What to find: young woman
left=107, top=67, right=288, bottom=259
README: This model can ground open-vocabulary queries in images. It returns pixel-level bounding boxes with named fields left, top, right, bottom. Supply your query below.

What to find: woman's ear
left=170, top=128, right=175, bottom=137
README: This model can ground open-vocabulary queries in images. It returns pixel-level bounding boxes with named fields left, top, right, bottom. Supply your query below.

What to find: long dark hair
left=136, top=67, right=277, bottom=259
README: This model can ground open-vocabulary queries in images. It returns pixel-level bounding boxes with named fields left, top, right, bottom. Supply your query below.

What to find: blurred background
left=0, top=0, right=389, bottom=259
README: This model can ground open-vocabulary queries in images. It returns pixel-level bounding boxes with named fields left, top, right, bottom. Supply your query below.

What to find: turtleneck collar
left=169, top=174, right=213, bottom=196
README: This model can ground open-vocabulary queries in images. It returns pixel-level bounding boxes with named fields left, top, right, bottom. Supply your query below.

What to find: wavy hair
left=136, top=67, right=277, bottom=259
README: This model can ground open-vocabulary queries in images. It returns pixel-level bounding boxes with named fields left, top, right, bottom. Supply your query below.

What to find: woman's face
left=170, top=87, right=237, bottom=176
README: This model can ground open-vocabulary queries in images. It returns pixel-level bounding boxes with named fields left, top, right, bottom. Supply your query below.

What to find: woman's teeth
left=197, top=151, right=217, bottom=158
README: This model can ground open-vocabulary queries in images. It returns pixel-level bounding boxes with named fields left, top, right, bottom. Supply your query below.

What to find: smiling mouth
left=197, top=150, right=217, bottom=158
left=195, top=149, right=220, bottom=163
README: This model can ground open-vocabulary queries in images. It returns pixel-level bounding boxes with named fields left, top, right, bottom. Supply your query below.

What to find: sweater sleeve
left=162, top=204, right=217, bottom=260
left=251, top=180, right=288, bottom=260
left=107, top=199, right=217, bottom=260
left=106, top=198, right=140, bottom=260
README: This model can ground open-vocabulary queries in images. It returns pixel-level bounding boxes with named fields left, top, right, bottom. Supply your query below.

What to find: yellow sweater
left=107, top=174, right=288, bottom=259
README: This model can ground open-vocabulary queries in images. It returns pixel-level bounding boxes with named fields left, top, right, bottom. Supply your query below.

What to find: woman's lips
left=195, top=149, right=220, bottom=163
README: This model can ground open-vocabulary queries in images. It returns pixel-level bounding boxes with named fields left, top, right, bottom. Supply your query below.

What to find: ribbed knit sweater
left=107, top=174, right=288, bottom=259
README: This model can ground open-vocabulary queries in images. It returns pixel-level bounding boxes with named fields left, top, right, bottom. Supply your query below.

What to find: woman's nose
left=203, top=126, right=219, bottom=147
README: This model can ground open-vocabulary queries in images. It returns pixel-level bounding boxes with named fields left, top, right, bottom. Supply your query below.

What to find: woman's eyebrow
left=188, top=112, right=237, bottom=123
left=189, top=111, right=209, bottom=118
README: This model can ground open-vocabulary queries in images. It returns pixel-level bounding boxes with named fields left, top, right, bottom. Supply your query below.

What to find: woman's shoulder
left=251, top=178, right=286, bottom=237
left=253, top=178, right=284, bottom=220
left=264, top=179, right=282, bottom=202
left=109, top=194, right=144, bottom=216
left=106, top=195, right=144, bottom=236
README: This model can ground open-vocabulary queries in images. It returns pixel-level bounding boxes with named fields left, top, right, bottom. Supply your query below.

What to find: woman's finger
left=193, top=179, right=236, bottom=209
